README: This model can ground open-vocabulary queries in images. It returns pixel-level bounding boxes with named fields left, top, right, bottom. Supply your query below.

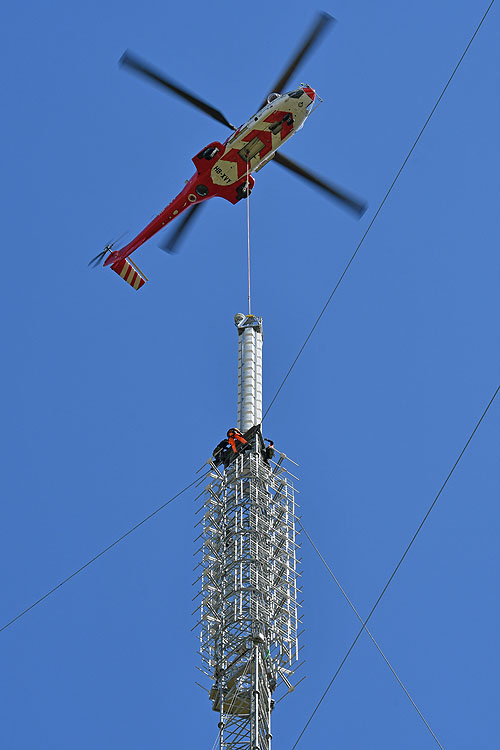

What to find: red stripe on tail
left=110, top=258, right=147, bottom=290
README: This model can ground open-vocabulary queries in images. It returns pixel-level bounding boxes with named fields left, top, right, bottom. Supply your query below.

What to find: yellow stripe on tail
left=110, top=258, right=148, bottom=290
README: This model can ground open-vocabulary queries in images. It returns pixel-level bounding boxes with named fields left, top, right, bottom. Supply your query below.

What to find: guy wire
left=263, top=0, right=496, bottom=421
left=291, top=380, right=500, bottom=748
left=0, top=472, right=209, bottom=634
left=299, top=519, right=445, bottom=749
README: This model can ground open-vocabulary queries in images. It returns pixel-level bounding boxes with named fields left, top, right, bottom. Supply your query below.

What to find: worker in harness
left=264, top=438, right=274, bottom=465
left=213, top=438, right=230, bottom=464
left=227, top=427, right=248, bottom=454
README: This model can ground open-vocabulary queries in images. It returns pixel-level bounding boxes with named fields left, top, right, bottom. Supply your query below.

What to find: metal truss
left=194, top=432, right=301, bottom=749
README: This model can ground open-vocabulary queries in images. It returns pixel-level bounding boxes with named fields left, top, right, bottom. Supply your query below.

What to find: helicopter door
left=239, top=136, right=265, bottom=162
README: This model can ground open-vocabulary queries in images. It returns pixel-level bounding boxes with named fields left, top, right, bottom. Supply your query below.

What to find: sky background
left=1, top=1, right=499, bottom=748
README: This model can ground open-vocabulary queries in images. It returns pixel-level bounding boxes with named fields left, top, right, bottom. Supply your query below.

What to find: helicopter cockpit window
left=267, top=92, right=281, bottom=103
left=287, top=89, right=303, bottom=98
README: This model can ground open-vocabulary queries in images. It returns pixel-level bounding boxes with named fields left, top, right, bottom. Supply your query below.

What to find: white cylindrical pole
left=234, top=313, right=263, bottom=433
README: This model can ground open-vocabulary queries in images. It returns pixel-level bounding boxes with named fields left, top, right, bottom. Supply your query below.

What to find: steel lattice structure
left=194, top=314, right=302, bottom=749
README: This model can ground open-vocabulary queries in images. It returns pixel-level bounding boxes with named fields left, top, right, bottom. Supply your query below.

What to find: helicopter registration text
left=213, top=165, right=232, bottom=183
left=211, top=159, right=238, bottom=187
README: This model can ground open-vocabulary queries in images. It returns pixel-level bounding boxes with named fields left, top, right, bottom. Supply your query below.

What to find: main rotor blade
left=261, top=12, right=335, bottom=106
left=120, top=51, right=236, bottom=131
left=159, top=203, right=205, bottom=253
left=273, top=152, right=366, bottom=216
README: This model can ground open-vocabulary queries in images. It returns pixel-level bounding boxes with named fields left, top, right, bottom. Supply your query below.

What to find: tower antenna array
left=195, top=313, right=302, bottom=749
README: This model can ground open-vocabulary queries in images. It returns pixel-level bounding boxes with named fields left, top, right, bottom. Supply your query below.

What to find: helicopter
left=90, top=12, right=366, bottom=290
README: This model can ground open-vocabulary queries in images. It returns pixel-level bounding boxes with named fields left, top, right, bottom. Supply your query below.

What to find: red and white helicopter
left=90, top=12, right=365, bottom=290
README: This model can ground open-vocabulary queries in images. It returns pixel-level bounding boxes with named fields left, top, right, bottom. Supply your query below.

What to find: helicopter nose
left=302, top=85, right=316, bottom=101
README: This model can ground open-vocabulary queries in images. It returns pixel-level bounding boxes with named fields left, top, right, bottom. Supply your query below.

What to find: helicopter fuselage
left=104, top=86, right=316, bottom=272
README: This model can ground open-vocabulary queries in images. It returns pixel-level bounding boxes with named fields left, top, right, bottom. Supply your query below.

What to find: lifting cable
left=291, top=382, right=500, bottom=749
left=263, top=0, right=496, bottom=422
left=299, top=519, right=445, bottom=750
left=0, top=472, right=209, bottom=635
left=246, top=160, right=252, bottom=315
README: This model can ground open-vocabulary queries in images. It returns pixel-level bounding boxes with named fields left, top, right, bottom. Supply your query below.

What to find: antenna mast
left=195, top=313, right=302, bottom=749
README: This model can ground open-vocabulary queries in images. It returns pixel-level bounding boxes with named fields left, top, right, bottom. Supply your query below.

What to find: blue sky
left=1, top=1, right=499, bottom=748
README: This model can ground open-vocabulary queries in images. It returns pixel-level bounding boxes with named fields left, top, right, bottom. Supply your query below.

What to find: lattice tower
left=194, top=314, right=302, bottom=750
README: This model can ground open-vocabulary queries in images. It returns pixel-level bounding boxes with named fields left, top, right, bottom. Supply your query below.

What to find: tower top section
left=234, top=313, right=263, bottom=433
left=234, top=312, right=262, bottom=332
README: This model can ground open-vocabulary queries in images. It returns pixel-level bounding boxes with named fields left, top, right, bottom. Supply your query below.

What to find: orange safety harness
left=227, top=428, right=248, bottom=454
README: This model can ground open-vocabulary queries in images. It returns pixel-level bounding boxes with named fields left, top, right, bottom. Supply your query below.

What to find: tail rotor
left=88, top=231, right=128, bottom=268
